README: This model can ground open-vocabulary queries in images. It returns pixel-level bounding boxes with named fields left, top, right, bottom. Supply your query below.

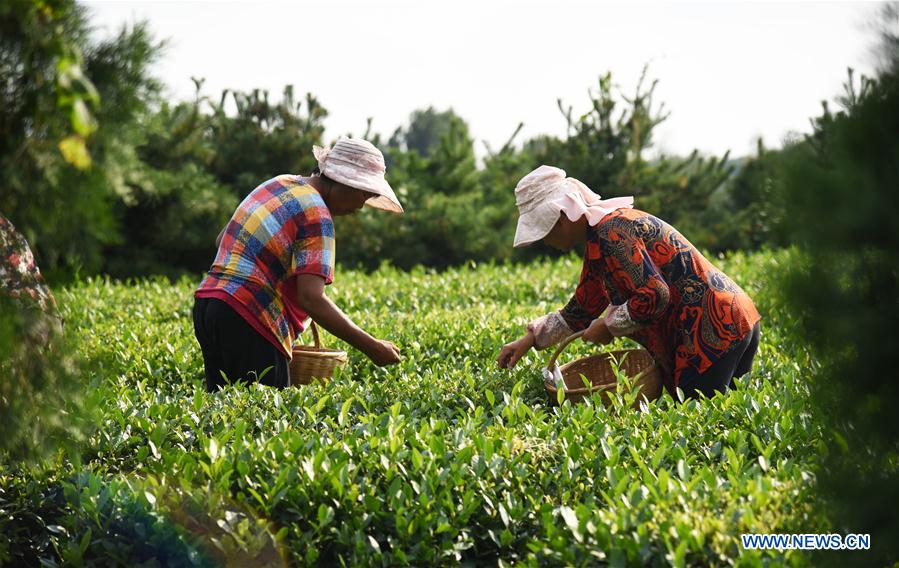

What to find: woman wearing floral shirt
left=496, top=166, right=760, bottom=399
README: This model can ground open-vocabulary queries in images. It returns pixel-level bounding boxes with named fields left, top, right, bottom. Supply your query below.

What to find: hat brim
left=324, top=169, right=404, bottom=214
left=366, top=192, right=404, bottom=214
left=513, top=204, right=560, bottom=248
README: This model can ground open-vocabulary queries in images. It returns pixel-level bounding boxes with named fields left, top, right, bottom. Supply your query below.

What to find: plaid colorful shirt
left=196, top=175, right=335, bottom=357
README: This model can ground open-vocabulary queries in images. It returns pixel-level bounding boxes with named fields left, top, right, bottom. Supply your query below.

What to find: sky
left=83, top=0, right=884, bottom=159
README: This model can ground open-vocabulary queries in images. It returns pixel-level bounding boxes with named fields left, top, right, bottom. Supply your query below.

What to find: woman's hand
left=496, top=332, right=535, bottom=369
left=582, top=318, right=613, bottom=345
left=368, top=339, right=402, bottom=366
left=295, top=274, right=401, bottom=367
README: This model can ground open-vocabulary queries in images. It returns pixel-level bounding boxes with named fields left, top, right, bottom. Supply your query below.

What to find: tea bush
left=1, top=250, right=837, bottom=566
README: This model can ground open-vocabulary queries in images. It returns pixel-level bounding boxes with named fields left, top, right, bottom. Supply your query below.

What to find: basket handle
left=545, top=330, right=586, bottom=370
left=310, top=321, right=321, bottom=348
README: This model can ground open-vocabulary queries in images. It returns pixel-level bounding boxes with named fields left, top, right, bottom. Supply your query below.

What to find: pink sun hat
left=513, top=165, right=634, bottom=247
left=312, top=138, right=404, bottom=214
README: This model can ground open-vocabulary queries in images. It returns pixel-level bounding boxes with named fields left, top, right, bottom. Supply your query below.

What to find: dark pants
left=677, top=322, right=761, bottom=400
left=192, top=297, right=289, bottom=392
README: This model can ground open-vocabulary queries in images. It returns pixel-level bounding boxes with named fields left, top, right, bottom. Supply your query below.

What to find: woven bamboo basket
left=289, top=322, right=347, bottom=386
left=543, top=330, right=662, bottom=406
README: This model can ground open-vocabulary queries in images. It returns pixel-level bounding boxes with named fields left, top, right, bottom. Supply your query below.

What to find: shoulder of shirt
left=597, top=207, right=654, bottom=228
left=592, top=209, right=642, bottom=244
left=279, top=176, right=333, bottom=221
left=612, top=207, right=650, bottom=220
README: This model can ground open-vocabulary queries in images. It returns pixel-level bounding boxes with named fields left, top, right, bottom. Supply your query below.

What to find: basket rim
left=544, top=348, right=658, bottom=396
left=559, top=348, right=653, bottom=367
left=291, top=346, right=348, bottom=360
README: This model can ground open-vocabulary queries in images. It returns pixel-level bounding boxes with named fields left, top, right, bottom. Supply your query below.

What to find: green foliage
left=708, top=141, right=789, bottom=252
left=531, top=68, right=737, bottom=253
left=204, top=85, right=326, bottom=200
left=0, top=0, right=162, bottom=277
left=528, top=70, right=655, bottom=197
left=2, top=0, right=753, bottom=277
left=102, top=98, right=235, bottom=279
left=780, top=25, right=899, bottom=563
left=0, top=298, right=90, bottom=463
left=104, top=83, right=328, bottom=279
left=1, top=0, right=770, bottom=278
left=389, top=106, right=460, bottom=158
left=0, top=250, right=840, bottom=565
left=0, top=0, right=99, bottom=170
left=337, top=113, right=499, bottom=269
left=335, top=69, right=743, bottom=270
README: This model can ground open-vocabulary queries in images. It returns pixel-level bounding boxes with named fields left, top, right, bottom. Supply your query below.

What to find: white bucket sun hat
left=312, top=138, right=404, bottom=214
left=513, top=165, right=634, bottom=247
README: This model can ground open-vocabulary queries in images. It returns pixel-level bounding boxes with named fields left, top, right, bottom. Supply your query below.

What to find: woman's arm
left=559, top=260, right=612, bottom=332
left=599, top=226, right=671, bottom=335
left=523, top=260, right=612, bottom=352
left=294, top=274, right=401, bottom=366
left=528, top=312, right=575, bottom=350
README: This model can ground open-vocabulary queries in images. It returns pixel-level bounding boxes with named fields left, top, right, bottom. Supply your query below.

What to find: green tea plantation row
left=0, top=250, right=826, bottom=566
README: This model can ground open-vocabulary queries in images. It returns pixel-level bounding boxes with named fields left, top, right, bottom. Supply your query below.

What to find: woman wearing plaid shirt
left=193, top=138, right=403, bottom=391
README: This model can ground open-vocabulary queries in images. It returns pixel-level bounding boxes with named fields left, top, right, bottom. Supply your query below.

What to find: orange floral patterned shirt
left=561, top=208, right=760, bottom=392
